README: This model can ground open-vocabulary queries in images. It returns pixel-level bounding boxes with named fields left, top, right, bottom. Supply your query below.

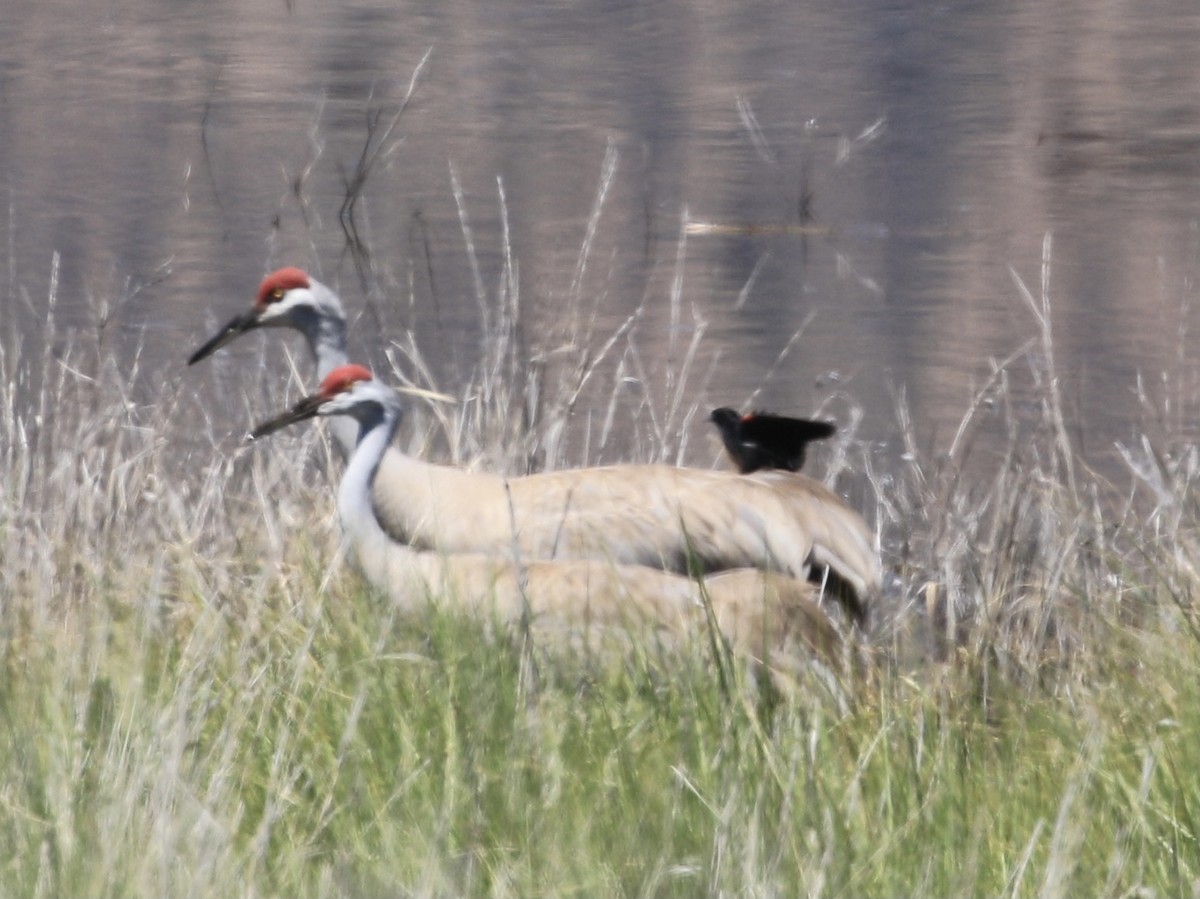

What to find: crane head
left=709, top=407, right=836, bottom=474
left=249, top=364, right=378, bottom=440
left=188, top=267, right=340, bottom=365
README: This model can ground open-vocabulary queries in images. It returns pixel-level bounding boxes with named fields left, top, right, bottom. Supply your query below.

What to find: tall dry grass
left=2, top=172, right=1200, bottom=895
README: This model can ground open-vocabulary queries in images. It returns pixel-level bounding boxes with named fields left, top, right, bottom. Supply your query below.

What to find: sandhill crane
left=251, top=364, right=844, bottom=677
left=190, top=268, right=880, bottom=622
left=709, top=407, right=836, bottom=474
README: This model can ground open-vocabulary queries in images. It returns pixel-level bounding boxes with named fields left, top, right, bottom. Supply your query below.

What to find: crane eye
left=270, top=288, right=285, bottom=302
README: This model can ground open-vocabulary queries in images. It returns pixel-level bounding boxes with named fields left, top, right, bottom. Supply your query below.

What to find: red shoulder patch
left=256, top=267, right=311, bottom=308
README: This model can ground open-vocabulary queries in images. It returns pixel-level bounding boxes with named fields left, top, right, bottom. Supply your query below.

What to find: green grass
left=3, top=562, right=1199, bottom=897
left=4, top=236, right=1200, bottom=896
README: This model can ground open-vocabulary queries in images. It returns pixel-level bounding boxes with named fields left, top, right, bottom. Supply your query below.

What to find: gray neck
left=296, top=304, right=356, bottom=459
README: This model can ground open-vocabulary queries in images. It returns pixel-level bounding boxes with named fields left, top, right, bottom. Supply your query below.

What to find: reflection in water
left=2, top=0, right=1200, bottom=474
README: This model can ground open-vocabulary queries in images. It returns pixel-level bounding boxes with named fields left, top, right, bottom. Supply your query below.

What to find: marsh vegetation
left=3, top=200, right=1200, bottom=897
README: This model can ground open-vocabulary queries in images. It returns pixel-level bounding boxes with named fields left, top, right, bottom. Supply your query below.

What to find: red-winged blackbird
left=709, top=407, right=837, bottom=474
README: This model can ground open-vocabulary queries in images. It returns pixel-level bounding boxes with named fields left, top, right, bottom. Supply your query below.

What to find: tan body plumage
left=254, top=366, right=843, bottom=677
left=359, top=540, right=841, bottom=673
left=191, top=268, right=881, bottom=620
left=366, top=454, right=879, bottom=610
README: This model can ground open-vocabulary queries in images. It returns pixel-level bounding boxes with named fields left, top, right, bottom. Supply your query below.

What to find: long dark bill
left=249, top=394, right=328, bottom=440
left=187, top=309, right=263, bottom=365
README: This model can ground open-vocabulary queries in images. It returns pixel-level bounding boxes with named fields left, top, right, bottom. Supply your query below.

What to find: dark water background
left=4, top=0, right=1200, bottom=472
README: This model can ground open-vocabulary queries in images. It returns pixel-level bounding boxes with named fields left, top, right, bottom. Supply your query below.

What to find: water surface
left=4, top=0, right=1200, bottom=472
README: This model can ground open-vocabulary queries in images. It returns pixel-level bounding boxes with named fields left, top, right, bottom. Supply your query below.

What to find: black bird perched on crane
left=710, top=407, right=837, bottom=474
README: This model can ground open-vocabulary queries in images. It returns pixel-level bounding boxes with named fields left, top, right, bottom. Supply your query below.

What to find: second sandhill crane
left=709, top=407, right=836, bottom=474
left=251, top=364, right=843, bottom=676
left=190, top=268, right=881, bottom=622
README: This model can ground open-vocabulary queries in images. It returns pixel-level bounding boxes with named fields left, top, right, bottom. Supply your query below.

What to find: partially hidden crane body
left=252, top=365, right=844, bottom=675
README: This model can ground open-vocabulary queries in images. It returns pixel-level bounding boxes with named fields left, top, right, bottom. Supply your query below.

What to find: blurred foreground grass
left=2, top=557, right=1198, bottom=897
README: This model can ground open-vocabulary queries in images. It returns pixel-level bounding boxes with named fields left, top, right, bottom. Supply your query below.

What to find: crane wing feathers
left=364, top=449, right=879, bottom=619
